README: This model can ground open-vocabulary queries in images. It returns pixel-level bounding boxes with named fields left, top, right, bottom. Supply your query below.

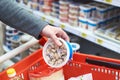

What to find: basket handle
left=0, top=37, right=47, bottom=63
left=39, top=36, right=48, bottom=46
left=86, top=58, right=120, bottom=70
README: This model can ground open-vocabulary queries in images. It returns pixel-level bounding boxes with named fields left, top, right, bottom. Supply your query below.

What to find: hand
left=41, top=25, right=70, bottom=46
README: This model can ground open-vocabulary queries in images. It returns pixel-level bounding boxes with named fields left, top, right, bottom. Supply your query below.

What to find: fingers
left=51, top=34, right=62, bottom=46
left=57, top=28, right=70, bottom=42
left=41, top=25, right=70, bottom=46
left=61, top=30, right=70, bottom=42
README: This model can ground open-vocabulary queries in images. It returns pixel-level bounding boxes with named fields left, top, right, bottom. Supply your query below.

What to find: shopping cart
left=0, top=37, right=120, bottom=80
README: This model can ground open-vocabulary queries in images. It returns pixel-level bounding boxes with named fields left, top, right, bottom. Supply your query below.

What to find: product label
left=42, top=16, right=46, bottom=21
left=60, top=24, right=65, bottom=29
left=96, top=39, right=103, bottom=45
left=49, top=20, right=54, bottom=25
left=81, top=33, right=87, bottom=38
left=105, top=0, right=112, bottom=3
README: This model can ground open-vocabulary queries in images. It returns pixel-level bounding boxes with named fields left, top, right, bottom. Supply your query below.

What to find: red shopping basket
left=1, top=37, right=120, bottom=80
left=1, top=50, right=120, bottom=80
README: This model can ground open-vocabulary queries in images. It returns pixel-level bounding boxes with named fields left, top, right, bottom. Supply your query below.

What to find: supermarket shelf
left=33, top=11, right=120, bottom=54
left=94, top=0, right=120, bottom=7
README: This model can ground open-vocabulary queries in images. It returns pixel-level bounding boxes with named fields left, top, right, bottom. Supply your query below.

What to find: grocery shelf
left=33, top=11, right=120, bottom=54
left=94, top=0, right=120, bottom=7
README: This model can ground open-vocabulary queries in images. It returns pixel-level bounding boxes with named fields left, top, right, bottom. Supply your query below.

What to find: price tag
left=81, top=33, right=87, bottom=38
left=60, top=24, right=65, bottom=29
left=96, top=39, right=103, bottom=45
left=49, top=20, right=54, bottom=25
left=105, top=0, right=112, bottom=3
left=42, top=16, right=46, bottom=21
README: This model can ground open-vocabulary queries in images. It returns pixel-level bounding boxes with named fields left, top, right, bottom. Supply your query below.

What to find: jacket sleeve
left=0, top=0, right=48, bottom=39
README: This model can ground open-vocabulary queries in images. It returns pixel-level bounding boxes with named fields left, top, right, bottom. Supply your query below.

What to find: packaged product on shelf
left=42, top=5, right=52, bottom=15
left=44, top=0, right=53, bottom=6
left=20, top=0, right=29, bottom=5
left=5, top=40, right=12, bottom=50
left=59, top=15, right=68, bottom=22
left=105, top=26, right=120, bottom=38
left=30, top=2, right=39, bottom=10
left=79, top=4, right=92, bottom=18
left=51, top=12, right=59, bottom=18
left=6, top=41, right=12, bottom=46
left=51, top=1, right=59, bottom=18
left=69, top=19, right=78, bottom=27
left=59, top=0, right=69, bottom=7
left=29, top=65, right=64, bottom=80
left=69, top=9, right=79, bottom=17
left=68, top=14, right=78, bottom=26
left=95, top=25, right=113, bottom=35
left=96, top=4, right=109, bottom=20
left=69, top=3, right=79, bottom=11
left=52, top=1, right=59, bottom=9
left=98, top=19, right=107, bottom=28
left=88, top=2, right=98, bottom=18
left=79, top=17, right=88, bottom=29
left=10, top=35, right=20, bottom=49
left=31, top=0, right=38, bottom=3
left=60, top=11, right=68, bottom=18
left=87, top=18, right=99, bottom=31
left=6, top=68, right=24, bottom=80
left=116, top=34, right=120, bottom=41
left=59, top=6, right=69, bottom=12
left=52, top=7, right=59, bottom=14
left=107, top=6, right=115, bottom=17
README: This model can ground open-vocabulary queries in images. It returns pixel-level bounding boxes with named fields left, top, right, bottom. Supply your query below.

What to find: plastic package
left=96, top=5, right=108, bottom=20
left=30, top=2, right=39, bottom=10
left=105, top=26, right=120, bottom=38
left=79, top=5, right=92, bottom=18
left=51, top=12, right=59, bottom=18
left=10, top=35, right=20, bottom=49
left=44, top=0, right=53, bottom=6
left=60, top=6, right=69, bottom=12
left=52, top=7, right=59, bottom=14
left=59, top=16, right=68, bottom=22
left=79, top=17, right=88, bottom=29
left=42, top=6, right=52, bottom=15
left=59, top=0, right=69, bottom=7
left=52, top=2, right=59, bottom=9
left=68, top=14, right=78, bottom=26
left=88, top=2, right=98, bottom=18
left=69, top=9, right=79, bottom=17
left=42, top=38, right=73, bottom=68
left=29, top=65, right=64, bottom=80
left=87, top=18, right=99, bottom=31
left=60, top=11, right=68, bottom=18
left=69, top=3, right=79, bottom=11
